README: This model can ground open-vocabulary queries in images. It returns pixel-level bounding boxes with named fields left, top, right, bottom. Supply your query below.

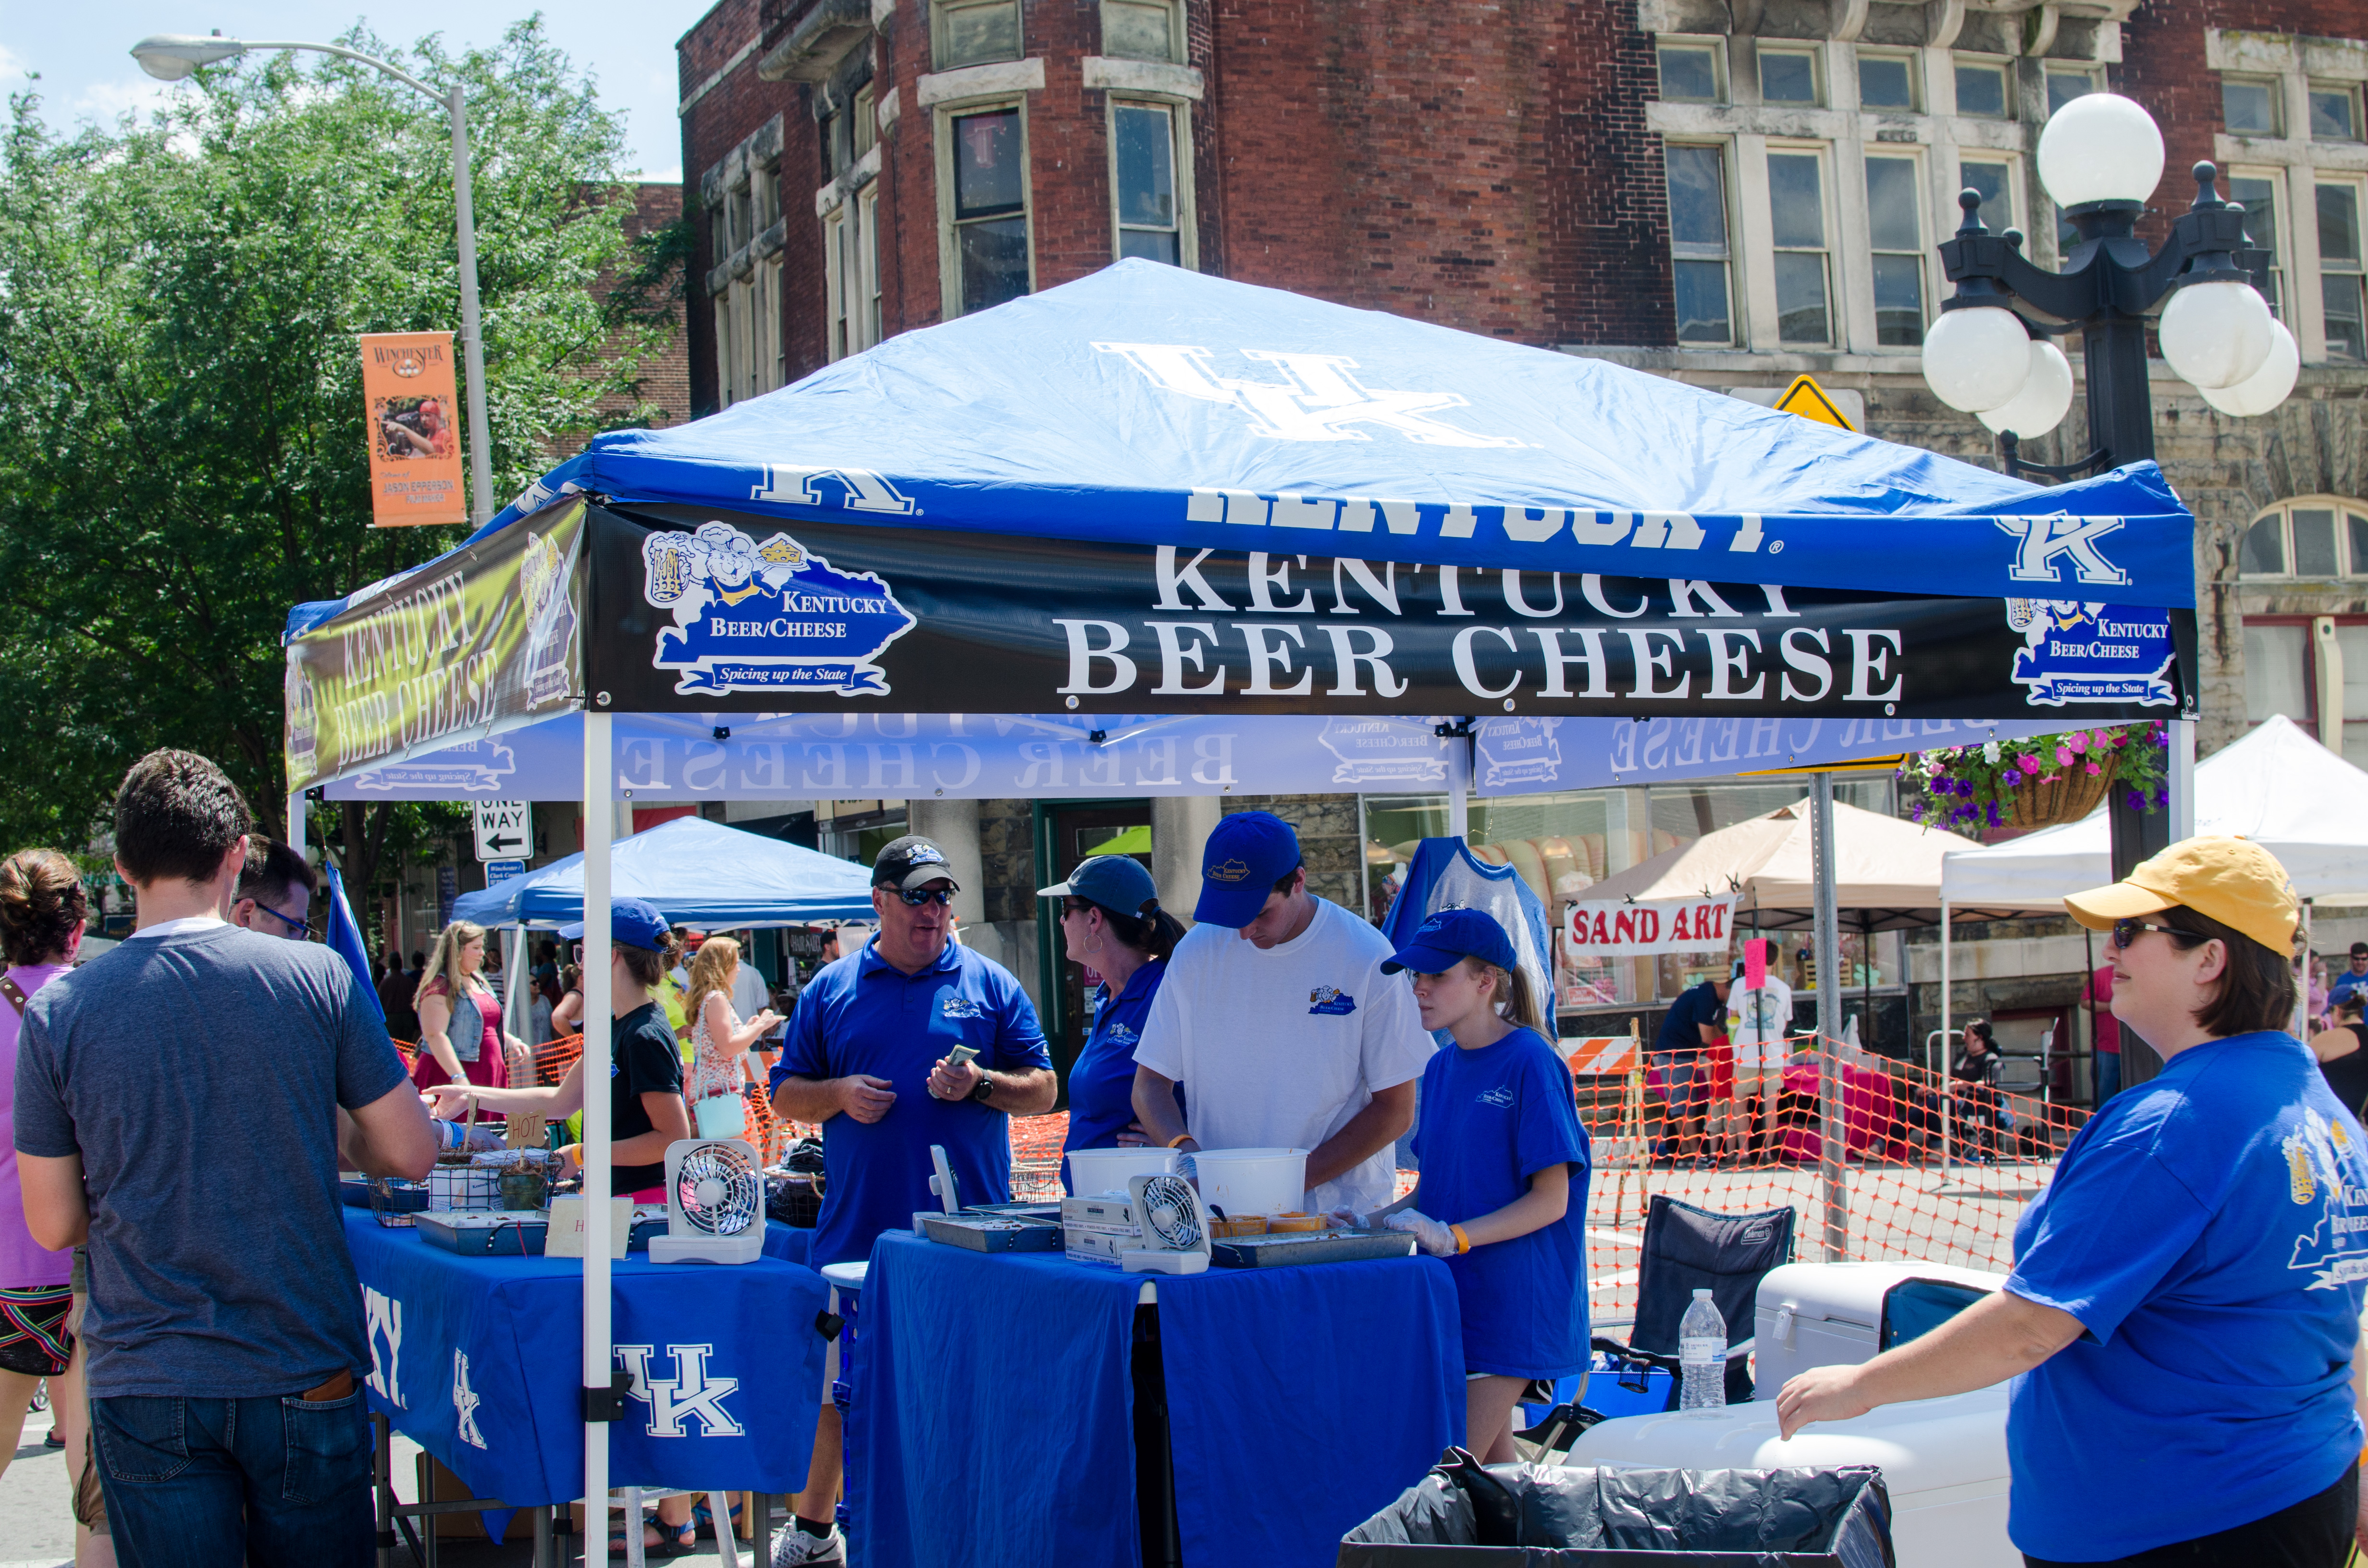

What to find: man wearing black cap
left=2330, top=942, right=2368, bottom=1014
left=1129, top=812, right=1433, bottom=1217
left=768, top=835, right=1053, bottom=1563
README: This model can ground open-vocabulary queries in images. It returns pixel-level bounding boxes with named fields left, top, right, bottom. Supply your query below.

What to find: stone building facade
left=674, top=0, right=2368, bottom=1066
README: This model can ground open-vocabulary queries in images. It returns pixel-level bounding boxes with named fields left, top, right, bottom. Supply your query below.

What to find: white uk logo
left=362, top=1286, right=407, bottom=1409
left=615, top=1344, right=744, bottom=1438
left=453, top=1351, right=486, bottom=1449
left=1995, top=514, right=2130, bottom=586
left=1094, top=343, right=1525, bottom=448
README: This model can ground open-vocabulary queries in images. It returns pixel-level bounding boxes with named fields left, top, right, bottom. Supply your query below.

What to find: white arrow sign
left=472, top=801, right=531, bottom=863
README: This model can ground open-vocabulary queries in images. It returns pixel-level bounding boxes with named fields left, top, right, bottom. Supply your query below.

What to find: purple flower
left=2126, top=789, right=2146, bottom=810
left=1986, top=802, right=2003, bottom=827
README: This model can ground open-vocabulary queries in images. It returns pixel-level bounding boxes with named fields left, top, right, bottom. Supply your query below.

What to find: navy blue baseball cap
left=1195, top=811, right=1301, bottom=927
left=1038, top=854, right=1160, bottom=917
left=557, top=897, right=671, bottom=951
left=1382, top=907, right=1518, bottom=975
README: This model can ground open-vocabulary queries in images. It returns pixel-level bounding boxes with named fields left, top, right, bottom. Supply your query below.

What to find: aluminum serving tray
left=416, top=1210, right=551, bottom=1257
left=920, top=1213, right=1062, bottom=1253
left=1209, top=1229, right=1418, bottom=1269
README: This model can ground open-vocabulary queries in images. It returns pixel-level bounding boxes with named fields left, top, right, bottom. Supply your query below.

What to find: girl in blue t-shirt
left=1038, top=855, right=1186, bottom=1169
left=1375, top=908, right=1591, bottom=1463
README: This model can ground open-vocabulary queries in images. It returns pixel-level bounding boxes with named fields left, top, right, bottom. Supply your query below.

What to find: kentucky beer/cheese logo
left=2006, top=599, right=2176, bottom=708
left=1308, top=985, right=1357, bottom=1017
left=1206, top=858, right=1251, bottom=883
left=643, top=521, right=915, bottom=697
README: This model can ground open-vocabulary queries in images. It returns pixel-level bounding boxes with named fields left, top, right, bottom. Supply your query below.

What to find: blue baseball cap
left=1194, top=811, right=1301, bottom=927
left=1381, top=907, right=1518, bottom=975
left=1038, top=855, right=1160, bottom=917
left=557, top=897, right=671, bottom=951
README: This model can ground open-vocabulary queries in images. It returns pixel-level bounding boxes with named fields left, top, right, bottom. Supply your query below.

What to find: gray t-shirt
left=12, top=924, right=409, bottom=1398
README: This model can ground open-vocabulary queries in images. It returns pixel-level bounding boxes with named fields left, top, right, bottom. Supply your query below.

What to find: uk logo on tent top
left=1096, top=343, right=1524, bottom=448
left=641, top=520, right=916, bottom=697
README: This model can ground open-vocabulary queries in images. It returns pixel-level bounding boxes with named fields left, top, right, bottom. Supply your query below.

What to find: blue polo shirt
left=2004, top=1030, right=2368, bottom=1560
left=772, top=937, right=1051, bottom=1268
left=1061, top=959, right=1183, bottom=1163
left=2331, top=967, right=2368, bottom=1010
left=1652, top=981, right=1723, bottom=1060
left=1410, top=1026, right=1591, bottom=1378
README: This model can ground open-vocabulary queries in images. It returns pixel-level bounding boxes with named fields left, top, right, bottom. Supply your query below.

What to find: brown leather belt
left=302, top=1369, right=355, bottom=1402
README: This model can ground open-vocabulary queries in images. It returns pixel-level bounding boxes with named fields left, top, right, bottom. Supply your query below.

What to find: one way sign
left=473, top=801, right=531, bottom=863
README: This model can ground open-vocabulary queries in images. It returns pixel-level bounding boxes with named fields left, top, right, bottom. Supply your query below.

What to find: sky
left=0, top=1, right=711, bottom=180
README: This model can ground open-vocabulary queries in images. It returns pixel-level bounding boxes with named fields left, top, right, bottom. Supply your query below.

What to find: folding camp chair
left=1590, top=1195, right=1797, bottom=1410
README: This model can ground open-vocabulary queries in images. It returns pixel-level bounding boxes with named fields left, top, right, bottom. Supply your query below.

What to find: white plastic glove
left=1324, top=1207, right=1362, bottom=1231
left=1386, top=1209, right=1457, bottom=1257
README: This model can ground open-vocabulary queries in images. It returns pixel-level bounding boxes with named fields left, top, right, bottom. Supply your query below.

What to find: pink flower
left=2019, top=753, right=2045, bottom=776
left=2055, top=746, right=2075, bottom=767
left=2084, top=762, right=2102, bottom=776
left=2068, top=733, right=2089, bottom=755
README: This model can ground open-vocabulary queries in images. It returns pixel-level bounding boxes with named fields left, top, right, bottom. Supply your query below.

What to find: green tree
left=0, top=19, right=680, bottom=906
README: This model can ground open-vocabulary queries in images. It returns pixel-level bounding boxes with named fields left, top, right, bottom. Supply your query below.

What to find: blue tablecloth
left=764, top=1223, right=812, bottom=1268
left=854, top=1232, right=1463, bottom=1568
left=344, top=1211, right=828, bottom=1509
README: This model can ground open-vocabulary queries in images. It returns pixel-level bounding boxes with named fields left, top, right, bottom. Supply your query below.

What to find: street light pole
left=132, top=34, right=498, bottom=524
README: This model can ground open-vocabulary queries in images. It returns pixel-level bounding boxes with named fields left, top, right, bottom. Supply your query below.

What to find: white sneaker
left=770, top=1522, right=847, bottom=1567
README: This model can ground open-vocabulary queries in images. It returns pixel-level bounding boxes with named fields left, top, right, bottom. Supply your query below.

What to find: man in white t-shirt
left=1130, top=812, right=1433, bottom=1216
left=1725, top=954, right=1794, bottom=1157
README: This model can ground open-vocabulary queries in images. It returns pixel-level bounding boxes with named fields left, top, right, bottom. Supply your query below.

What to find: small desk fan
left=649, top=1138, right=765, bottom=1265
left=1122, top=1173, right=1210, bottom=1275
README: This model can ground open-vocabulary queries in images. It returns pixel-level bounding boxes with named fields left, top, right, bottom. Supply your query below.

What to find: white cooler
left=1561, top=1386, right=2016, bottom=1568
left=1753, top=1261, right=2006, bottom=1394
left=1560, top=1261, right=2019, bottom=1567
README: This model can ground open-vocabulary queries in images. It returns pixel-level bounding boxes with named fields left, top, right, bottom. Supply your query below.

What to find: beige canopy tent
left=1584, top=798, right=2012, bottom=931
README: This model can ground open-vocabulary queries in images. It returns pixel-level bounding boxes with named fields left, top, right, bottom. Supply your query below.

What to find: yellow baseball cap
left=2062, top=836, right=2299, bottom=955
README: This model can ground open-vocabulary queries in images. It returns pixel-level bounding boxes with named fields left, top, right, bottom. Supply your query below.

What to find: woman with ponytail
left=1375, top=907, right=1590, bottom=1466
left=1036, top=856, right=1186, bottom=1166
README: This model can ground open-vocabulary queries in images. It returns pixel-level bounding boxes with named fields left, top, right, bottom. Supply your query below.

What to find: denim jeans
left=2094, top=1049, right=2122, bottom=1105
left=90, top=1388, right=373, bottom=1568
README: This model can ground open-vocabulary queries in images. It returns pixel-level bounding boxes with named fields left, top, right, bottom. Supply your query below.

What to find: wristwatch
left=969, top=1071, right=994, bottom=1104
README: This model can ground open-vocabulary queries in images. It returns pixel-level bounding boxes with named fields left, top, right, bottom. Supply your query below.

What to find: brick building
left=676, top=0, right=2368, bottom=1074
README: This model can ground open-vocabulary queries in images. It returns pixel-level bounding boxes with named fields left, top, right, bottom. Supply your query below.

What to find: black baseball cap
left=2351, top=942, right=2368, bottom=959
left=873, top=835, right=960, bottom=892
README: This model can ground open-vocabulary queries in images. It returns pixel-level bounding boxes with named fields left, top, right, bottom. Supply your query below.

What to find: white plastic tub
left=1190, top=1148, right=1308, bottom=1219
left=1065, top=1146, right=1180, bottom=1196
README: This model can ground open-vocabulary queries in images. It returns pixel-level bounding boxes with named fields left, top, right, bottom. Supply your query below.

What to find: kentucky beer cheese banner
left=284, top=500, right=586, bottom=790
left=360, top=331, right=469, bottom=527
left=1567, top=894, right=1740, bottom=957
left=584, top=504, right=2194, bottom=722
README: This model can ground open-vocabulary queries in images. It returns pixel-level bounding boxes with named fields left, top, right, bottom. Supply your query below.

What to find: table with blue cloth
left=852, top=1230, right=1464, bottom=1568
left=342, top=1211, right=827, bottom=1558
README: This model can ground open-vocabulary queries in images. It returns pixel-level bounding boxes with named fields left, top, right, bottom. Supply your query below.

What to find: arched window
left=2239, top=496, right=2368, bottom=580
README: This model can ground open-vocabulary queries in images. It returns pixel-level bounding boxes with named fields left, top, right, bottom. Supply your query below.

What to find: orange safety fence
left=995, top=1037, right=2072, bottom=1322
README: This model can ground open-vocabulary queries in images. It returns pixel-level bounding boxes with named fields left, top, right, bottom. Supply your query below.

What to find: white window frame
left=860, top=184, right=883, bottom=349
left=1951, top=54, right=2014, bottom=121
left=1106, top=97, right=1198, bottom=269
left=2239, top=496, right=2368, bottom=581
left=2221, top=73, right=2285, bottom=138
left=933, top=0, right=1024, bottom=72
left=1756, top=44, right=1823, bottom=108
left=2225, top=166, right=2290, bottom=322
left=1855, top=146, right=1930, bottom=350
left=1099, top=0, right=1183, bottom=64
left=1757, top=140, right=1840, bottom=350
left=936, top=95, right=1036, bottom=319
left=1664, top=138, right=1743, bottom=348
left=2320, top=175, right=2368, bottom=362
left=824, top=204, right=851, bottom=362
left=1656, top=37, right=1727, bottom=105
left=1853, top=49, right=1919, bottom=112
left=2309, top=79, right=2364, bottom=143
left=1956, top=151, right=2023, bottom=235
left=2042, top=63, right=2103, bottom=118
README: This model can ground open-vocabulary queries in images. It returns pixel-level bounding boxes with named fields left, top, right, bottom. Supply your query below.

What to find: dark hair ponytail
left=1092, top=900, right=1184, bottom=964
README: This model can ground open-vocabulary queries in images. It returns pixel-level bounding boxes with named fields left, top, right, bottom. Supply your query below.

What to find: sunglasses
left=2110, top=918, right=2206, bottom=951
left=1061, top=899, right=1096, bottom=918
left=891, top=887, right=956, bottom=907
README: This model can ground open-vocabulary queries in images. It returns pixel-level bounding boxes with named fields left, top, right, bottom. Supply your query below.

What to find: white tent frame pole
left=1447, top=729, right=1471, bottom=844
left=1939, top=900, right=1952, bottom=1176
left=581, top=710, right=614, bottom=1524
left=1810, top=771, right=1847, bottom=1261
left=288, top=792, right=307, bottom=858
left=2170, top=719, right=2196, bottom=840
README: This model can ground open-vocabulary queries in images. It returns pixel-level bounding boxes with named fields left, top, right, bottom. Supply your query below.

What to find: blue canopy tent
left=451, top=815, right=874, bottom=929
left=280, top=260, right=2201, bottom=1534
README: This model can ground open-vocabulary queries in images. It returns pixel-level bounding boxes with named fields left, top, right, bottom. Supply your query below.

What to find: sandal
left=690, top=1497, right=744, bottom=1539
left=609, top=1520, right=696, bottom=1559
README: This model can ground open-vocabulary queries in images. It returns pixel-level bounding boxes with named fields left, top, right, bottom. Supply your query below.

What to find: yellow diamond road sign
left=1772, top=374, right=1857, bottom=432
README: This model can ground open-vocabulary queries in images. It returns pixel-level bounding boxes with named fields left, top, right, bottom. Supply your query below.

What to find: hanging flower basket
left=1901, top=723, right=2169, bottom=833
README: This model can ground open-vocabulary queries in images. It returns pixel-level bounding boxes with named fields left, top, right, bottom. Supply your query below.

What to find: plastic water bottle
left=1678, top=1288, right=1728, bottom=1413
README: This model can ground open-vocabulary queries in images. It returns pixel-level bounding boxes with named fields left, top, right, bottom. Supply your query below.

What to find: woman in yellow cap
left=1778, top=836, right=2368, bottom=1567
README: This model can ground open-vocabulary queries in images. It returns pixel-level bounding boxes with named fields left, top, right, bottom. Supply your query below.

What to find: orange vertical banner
left=360, top=331, right=469, bottom=527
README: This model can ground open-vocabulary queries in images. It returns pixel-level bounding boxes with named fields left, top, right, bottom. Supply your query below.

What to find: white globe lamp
left=1923, top=306, right=2033, bottom=413
left=2158, top=278, right=2275, bottom=390
left=2196, top=320, right=2298, bottom=417
left=1977, top=341, right=2076, bottom=436
left=2035, top=93, right=2165, bottom=210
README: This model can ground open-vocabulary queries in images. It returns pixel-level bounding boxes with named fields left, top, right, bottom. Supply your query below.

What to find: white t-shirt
left=1133, top=898, right=1435, bottom=1215
left=1727, top=978, right=1795, bottom=1069
left=731, top=960, right=776, bottom=1069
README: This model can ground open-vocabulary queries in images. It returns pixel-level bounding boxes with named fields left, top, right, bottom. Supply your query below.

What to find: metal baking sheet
left=416, top=1211, right=551, bottom=1257
left=921, top=1213, right=1062, bottom=1253
left=1210, top=1230, right=1418, bottom=1269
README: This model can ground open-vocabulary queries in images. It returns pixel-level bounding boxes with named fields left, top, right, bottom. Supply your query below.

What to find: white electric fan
left=649, top=1139, right=766, bottom=1265
left=1122, top=1173, right=1211, bottom=1275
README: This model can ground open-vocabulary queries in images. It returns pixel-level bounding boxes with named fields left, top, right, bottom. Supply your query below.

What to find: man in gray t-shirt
left=12, top=749, right=435, bottom=1568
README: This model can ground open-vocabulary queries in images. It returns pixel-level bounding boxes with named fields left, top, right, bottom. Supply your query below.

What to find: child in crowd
left=1372, top=908, right=1591, bottom=1463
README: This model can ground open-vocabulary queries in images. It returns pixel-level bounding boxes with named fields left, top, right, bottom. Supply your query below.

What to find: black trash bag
left=1340, top=1460, right=1893, bottom=1568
